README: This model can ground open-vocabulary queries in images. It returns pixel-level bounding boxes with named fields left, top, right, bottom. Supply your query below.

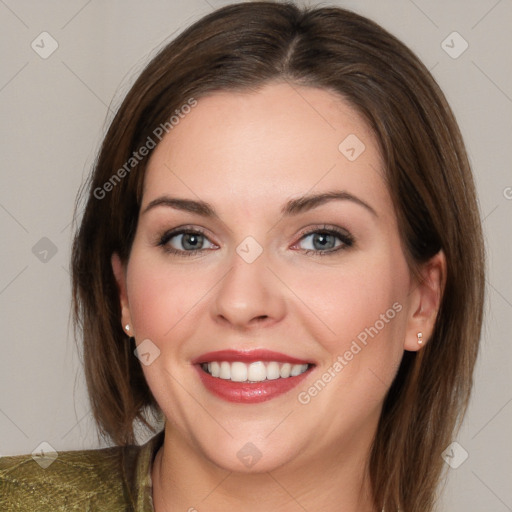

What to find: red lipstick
left=193, top=349, right=311, bottom=365
left=193, top=349, right=314, bottom=404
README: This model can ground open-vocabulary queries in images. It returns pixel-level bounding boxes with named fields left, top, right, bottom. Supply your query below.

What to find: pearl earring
left=417, top=332, right=423, bottom=345
left=125, top=324, right=130, bottom=332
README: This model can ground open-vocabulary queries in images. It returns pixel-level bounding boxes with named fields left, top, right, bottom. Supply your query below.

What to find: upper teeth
left=201, top=361, right=309, bottom=382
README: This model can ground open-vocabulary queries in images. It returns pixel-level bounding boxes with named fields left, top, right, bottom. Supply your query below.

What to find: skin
left=112, top=82, right=445, bottom=512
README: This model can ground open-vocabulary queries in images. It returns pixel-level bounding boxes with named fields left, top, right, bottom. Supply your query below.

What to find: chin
left=200, top=436, right=299, bottom=474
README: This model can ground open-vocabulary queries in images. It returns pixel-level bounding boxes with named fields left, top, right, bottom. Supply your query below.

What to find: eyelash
left=295, top=226, right=354, bottom=256
left=157, top=225, right=354, bottom=257
left=157, top=227, right=215, bottom=257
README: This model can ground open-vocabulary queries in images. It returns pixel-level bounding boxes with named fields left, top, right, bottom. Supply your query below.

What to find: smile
left=194, top=349, right=315, bottom=403
left=201, top=361, right=310, bottom=382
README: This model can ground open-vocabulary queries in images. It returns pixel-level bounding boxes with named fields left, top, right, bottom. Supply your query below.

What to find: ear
left=404, top=250, right=446, bottom=352
left=111, top=253, right=133, bottom=336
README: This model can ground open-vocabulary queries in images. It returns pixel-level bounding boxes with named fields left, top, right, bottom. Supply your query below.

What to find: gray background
left=0, top=1, right=511, bottom=510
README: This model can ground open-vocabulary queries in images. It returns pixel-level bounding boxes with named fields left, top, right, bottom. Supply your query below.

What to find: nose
left=211, top=248, right=287, bottom=330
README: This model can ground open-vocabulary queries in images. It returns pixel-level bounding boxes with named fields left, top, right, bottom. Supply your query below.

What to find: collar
left=122, top=430, right=165, bottom=511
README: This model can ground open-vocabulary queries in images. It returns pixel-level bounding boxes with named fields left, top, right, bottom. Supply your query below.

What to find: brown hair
left=72, top=2, right=485, bottom=510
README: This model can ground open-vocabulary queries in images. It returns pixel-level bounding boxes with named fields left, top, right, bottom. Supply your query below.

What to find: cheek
left=124, top=251, right=211, bottom=412
left=288, top=250, right=410, bottom=366
left=125, top=251, right=194, bottom=342
left=290, top=256, right=410, bottom=419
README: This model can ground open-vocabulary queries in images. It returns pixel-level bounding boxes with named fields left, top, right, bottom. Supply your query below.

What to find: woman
left=0, top=2, right=484, bottom=511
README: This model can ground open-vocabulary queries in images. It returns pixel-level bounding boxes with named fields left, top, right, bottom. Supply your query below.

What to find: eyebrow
left=281, top=191, right=377, bottom=217
left=142, top=190, right=377, bottom=218
left=142, top=196, right=218, bottom=218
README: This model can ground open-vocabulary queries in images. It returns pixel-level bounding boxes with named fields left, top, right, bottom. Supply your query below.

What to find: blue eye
left=157, top=225, right=354, bottom=257
left=158, top=229, right=216, bottom=256
left=296, top=228, right=354, bottom=255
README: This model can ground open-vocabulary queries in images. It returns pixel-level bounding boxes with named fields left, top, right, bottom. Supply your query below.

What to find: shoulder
left=0, top=445, right=127, bottom=511
left=0, top=432, right=163, bottom=512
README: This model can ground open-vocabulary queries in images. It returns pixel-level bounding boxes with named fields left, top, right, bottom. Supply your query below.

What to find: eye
left=294, top=226, right=354, bottom=255
left=158, top=228, right=217, bottom=256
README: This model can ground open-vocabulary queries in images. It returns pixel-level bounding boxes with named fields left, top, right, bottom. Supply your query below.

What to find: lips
left=193, top=349, right=312, bottom=365
left=192, top=349, right=315, bottom=403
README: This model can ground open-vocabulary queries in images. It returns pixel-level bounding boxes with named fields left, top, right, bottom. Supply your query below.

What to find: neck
left=152, top=423, right=377, bottom=512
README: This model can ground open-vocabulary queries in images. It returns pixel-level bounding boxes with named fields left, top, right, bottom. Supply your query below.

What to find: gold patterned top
left=0, top=431, right=164, bottom=511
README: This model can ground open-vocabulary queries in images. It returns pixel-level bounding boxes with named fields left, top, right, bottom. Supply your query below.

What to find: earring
left=417, top=332, right=423, bottom=345
left=125, top=324, right=130, bottom=332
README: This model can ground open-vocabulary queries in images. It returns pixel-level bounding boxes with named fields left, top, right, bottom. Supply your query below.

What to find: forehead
left=142, top=82, right=389, bottom=218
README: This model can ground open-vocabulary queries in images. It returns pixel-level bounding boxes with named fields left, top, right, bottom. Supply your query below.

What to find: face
left=113, top=82, right=441, bottom=474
